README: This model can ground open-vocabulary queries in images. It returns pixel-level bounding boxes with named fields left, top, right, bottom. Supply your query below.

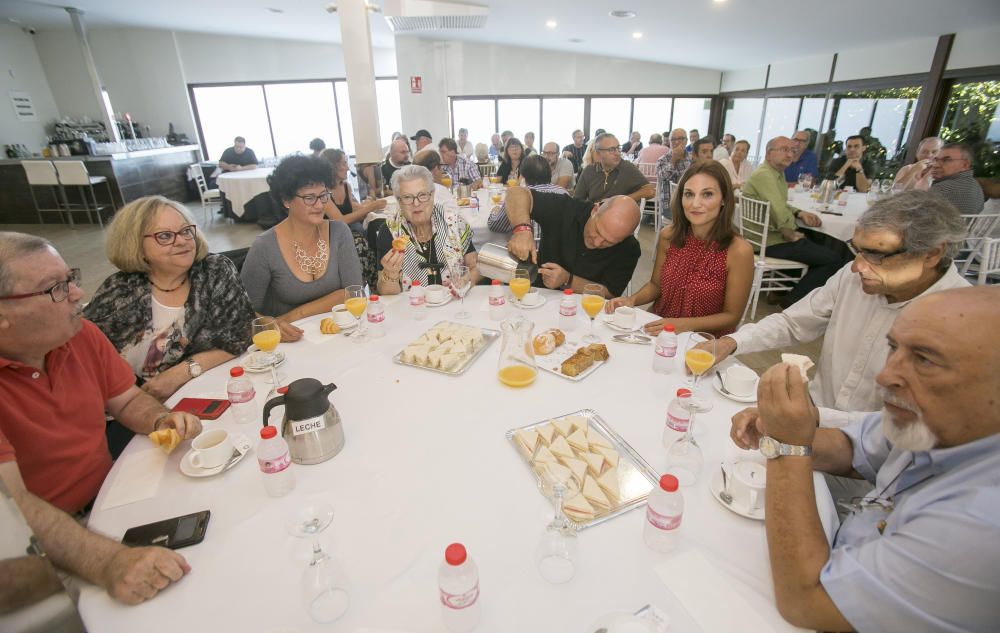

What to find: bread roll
left=533, top=332, right=556, bottom=355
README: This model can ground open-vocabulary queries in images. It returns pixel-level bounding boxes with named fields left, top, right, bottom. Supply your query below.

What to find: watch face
left=759, top=436, right=779, bottom=459
left=188, top=361, right=202, bottom=377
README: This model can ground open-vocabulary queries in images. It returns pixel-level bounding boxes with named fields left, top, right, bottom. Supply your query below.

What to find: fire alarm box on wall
left=410, top=76, right=422, bottom=94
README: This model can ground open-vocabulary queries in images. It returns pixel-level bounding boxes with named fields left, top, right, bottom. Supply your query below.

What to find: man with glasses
left=930, top=143, right=985, bottom=215
left=732, top=285, right=1000, bottom=632
left=573, top=133, right=654, bottom=205
left=655, top=128, right=693, bottom=218
left=438, top=138, right=483, bottom=189
left=0, top=232, right=202, bottom=605
left=713, top=133, right=736, bottom=160
left=784, top=129, right=819, bottom=184
left=825, top=135, right=873, bottom=193
left=542, top=142, right=574, bottom=189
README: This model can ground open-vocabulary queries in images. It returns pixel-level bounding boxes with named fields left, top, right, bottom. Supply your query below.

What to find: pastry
left=149, top=428, right=181, bottom=454
left=561, top=350, right=595, bottom=377
left=781, top=353, right=814, bottom=381
left=549, top=329, right=566, bottom=346
left=319, top=317, right=341, bottom=335
left=532, top=332, right=556, bottom=355
left=440, top=352, right=464, bottom=371
left=585, top=343, right=610, bottom=361
left=392, top=235, right=410, bottom=252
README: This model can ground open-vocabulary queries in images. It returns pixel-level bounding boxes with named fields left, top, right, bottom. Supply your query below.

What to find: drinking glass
left=286, top=503, right=349, bottom=623
left=344, top=285, right=368, bottom=344
left=441, top=174, right=453, bottom=190
left=881, top=179, right=893, bottom=195
left=450, top=264, right=472, bottom=319
left=510, top=268, right=531, bottom=306
left=684, top=332, right=716, bottom=412
left=665, top=410, right=704, bottom=486
left=252, top=316, right=283, bottom=386
left=580, top=284, right=606, bottom=344
left=534, top=467, right=578, bottom=584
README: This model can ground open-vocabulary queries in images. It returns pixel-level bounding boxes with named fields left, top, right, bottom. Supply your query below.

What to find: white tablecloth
left=463, top=189, right=509, bottom=252
left=789, top=190, right=869, bottom=243
left=79, top=288, right=837, bottom=633
left=216, top=168, right=275, bottom=218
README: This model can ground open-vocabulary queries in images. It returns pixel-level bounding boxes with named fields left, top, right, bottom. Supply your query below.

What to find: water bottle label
left=409, top=295, right=425, bottom=306
left=368, top=311, right=385, bottom=323
left=489, top=295, right=506, bottom=306
left=440, top=582, right=479, bottom=610
left=259, top=451, right=290, bottom=474
left=655, top=343, right=677, bottom=358
left=666, top=411, right=690, bottom=432
left=228, top=388, right=255, bottom=404
left=291, top=415, right=327, bottom=436
left=646, top=506, right=682, bottom=531
left=559, top=305, right=577, bottom=317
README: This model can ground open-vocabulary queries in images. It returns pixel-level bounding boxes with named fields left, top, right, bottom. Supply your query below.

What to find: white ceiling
left=3, top=0, right=1000, bottom=71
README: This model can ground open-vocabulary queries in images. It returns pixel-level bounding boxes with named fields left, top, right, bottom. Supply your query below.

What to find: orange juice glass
left=498, top=364, right=537, bottom=387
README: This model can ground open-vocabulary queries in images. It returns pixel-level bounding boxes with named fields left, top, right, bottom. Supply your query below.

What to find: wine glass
left=534, top=466, right=578, bottom=584
left=580, top=284, right=606, bottom=344
left=252, top=316, right=283, bottom=386
left=450, top=264, right=472, bottom=319
left=287, top=503, right=350, bottom=623
left=665, top=411, right=704, bottom=487
left=441, top=174, right=453, bottom=190
left=510, top=268, right=530, bottom=307
left=684, top=332, right=716, bottom=412
left=344, top=284, right=368, bottom=344
left=881, top=179, right=892, bottom=196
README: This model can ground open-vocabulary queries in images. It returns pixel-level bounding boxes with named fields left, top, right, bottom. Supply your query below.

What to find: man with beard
left=730, top=285, right=1000, bottom=632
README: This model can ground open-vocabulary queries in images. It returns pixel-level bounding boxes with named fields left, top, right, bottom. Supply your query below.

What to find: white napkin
left=99, top=447, right=167, bottom=510
left=655, top=549, right=804, bottom=633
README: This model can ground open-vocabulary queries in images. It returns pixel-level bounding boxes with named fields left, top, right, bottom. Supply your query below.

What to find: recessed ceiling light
left=609, top=10, right=637, bottom=18
left=569, top=38, right=584, bottom=43
left=713, top=0, right=727, bottom=3
left=545, top=20, right=557, bottom=29
left=632, top=31, right=643, bottom=39
left=267, top=7, right=284, bottom=13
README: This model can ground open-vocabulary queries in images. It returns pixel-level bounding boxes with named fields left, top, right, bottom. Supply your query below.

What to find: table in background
left=80, top=288, right=837, bottom=633
left=216, top=167, right=274, bottom=218
left=789, top=190, right=868, bottom=243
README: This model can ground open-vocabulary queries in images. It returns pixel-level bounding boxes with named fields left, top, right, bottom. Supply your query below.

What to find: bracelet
left=512, top=223, right=533, bottom=235
left=379, top=270, right=400, bottom=284
left=563, top=273, right=573, bottom=290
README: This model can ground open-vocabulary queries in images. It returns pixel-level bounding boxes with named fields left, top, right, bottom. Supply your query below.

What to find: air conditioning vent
left=385, top=15, right=486, bottom=30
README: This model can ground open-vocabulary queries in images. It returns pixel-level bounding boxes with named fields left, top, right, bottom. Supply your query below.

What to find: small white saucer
left=512, top=295, right=547, bottom=310
left=709, top=468, right=764, bottom=520
left=180, top=433, right=252, bottom=478
left=425, top=294, right=454, bottom=307
left=713, top=372, right=758, bottom=403
left=242, top=346, right=287, bottom=373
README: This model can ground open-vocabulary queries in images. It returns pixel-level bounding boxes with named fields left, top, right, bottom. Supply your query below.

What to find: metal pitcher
left=816, top=179, right=838, bottom=205
left=262, top=378, right=344, bottom=465
left=477, top=242, right=539, bottom=284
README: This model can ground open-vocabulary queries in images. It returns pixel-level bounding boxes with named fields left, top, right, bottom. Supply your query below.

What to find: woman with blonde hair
left=84, top=196, right=254, bottom=401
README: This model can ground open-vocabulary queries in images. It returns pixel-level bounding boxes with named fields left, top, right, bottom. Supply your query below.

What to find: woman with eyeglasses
left=496, top=138, right=525, bottom=184
left=374, top=165, right=480, bottom=296
left=241, top=155, right=363, bottom=341
left=84, top=195, right=255, bottom=401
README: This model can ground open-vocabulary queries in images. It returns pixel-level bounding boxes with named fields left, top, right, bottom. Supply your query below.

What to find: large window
left=192, top=85, right=274, bottom=162
left=722, top=98, right=764, bottom=161
left=589, top=98, right=631, bottom=141
left=265, top=82, right=340, bottom=158
left=541, top=98, right=584, bottom=148
left=825, top=87, right=921, bottom=174
left=631, top=98, right=673, bottom=143
left=672, top=98, right=711, bottom=138
left=760, top=98, right=800, bottom=149
left=498, top=98, right=540, bottom=141
left=452, top=99, right=496, bottom=147
left=938, top=79, right=1000, bottom=177
left=375, top=79, right=403, bottom=148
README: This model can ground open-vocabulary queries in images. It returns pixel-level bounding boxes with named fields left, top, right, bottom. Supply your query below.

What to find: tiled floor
left=2, top=204, right=822, bottom=376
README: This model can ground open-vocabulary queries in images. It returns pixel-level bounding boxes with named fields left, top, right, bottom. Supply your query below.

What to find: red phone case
left=172, top=398, right=231, bottom=420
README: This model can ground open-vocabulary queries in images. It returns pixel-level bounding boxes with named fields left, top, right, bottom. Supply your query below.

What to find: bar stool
left=53, top=160, right=116, bottom=226
left=21, top=160, right=72, bottom=225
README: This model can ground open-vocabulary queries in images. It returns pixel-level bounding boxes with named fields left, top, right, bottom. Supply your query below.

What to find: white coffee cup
left=330, top=305, right=355, bottom=327
left=520, top=287, right=540, bottom=306
left=613, top=306, right=635, bottom=329
left=724, top=365, right=758, bottom=397
left=190, top=429, right=233, bottom=469
left=425, top=284, right=446, bottom=303
left=731, top=461, right=766, bottom=511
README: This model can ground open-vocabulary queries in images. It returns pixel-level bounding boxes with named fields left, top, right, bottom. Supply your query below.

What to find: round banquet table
left=788, top=189, right=869, bottom=243
left=80, top=288, right=837, bottom=633
left=217, top=167, right=275, bottom=218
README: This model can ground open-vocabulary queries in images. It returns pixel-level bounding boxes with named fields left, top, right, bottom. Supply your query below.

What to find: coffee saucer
left=180, top=433, right=252, bottom=478
left=242, top=346, right=287, bottom=373
left=709, top=468, right=764, bottom=520
left=512, top=295, right=547, bottom=310
left=712, top=372, right=758, bottom=403
left=425, top=294, right=453, bottom=308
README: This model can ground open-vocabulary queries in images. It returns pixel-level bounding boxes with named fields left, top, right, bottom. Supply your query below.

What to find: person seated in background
left=375, top=165, right=479, bottom=296
left=825, top=135, right=873, bottom=193
left=504, top=188, right=640, bottom=298
left=457, top=128, right=474, bottom=158
left=719, top=139, right=753, bottom=188
left=496, top=138, right=526, bottom=184
left=500, top=130, right=514, bottom=147
left=411, top=129, right=434, bottom=153
left=542, top=142, right=574, bottom=189
left=655, top=128, right=693, bottom=217
left=743, top=136, right=841, bottom=308
left=891, top=137, right=941, bottom=192
left=488, top=133, right=504, bottom=160
left=309, top=138, right=326, bottom=158
left=574, top=133, right=655, bottom=204
left=381, top=137, right=411, bottom=186
left=412, top=149, right=461, bottom=214
left=607, top=161, right=753, bottom=337
left=474, top=142, right=489, bottom=164
left=691, top=137, right=715, bottom=162
left=636, top=133, right=669, bottom=165
left=929, top=142, right=985, bottom=215
left=621, top=131, right=643, bottom=159
left=733, top=286, right=1000, bottom=632
left=0, top=232, right=201, bottom=604
left=562, top=129, right=587, bottom=173
left=713, top=133, right=735, bottom=160
left=241, top=156, right=363, bottom=342
left=488, top=154, right=568, bottom=233
left=319, top=148, right=387, bottom=233
left=438, top=138, right=483, bottom=189
left=218, top=136, right=258, bottom=172
left=685, top=128, right=700, bottom=154
left=84, top=196, right=254, bottom=402
left=784, top=130, right=819, bottom=184
left=523, top=131, right=537, bottom=156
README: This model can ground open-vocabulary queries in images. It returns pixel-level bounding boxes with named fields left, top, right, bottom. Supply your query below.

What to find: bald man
left=380, top=138, right=411, bottom=185
left=505, top=188, right=640, bottom=297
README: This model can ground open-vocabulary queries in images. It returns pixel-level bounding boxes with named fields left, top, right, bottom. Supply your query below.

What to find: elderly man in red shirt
left=0, top=232, right=202, bottom=605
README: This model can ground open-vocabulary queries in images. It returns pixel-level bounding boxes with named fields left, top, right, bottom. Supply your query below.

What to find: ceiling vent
left=382, top=0, right=487, bottom=31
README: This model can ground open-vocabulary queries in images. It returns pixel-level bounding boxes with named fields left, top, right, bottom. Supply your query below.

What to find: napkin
left=99, top=447, right=167, bottom=510
left=654, top=549, right=804, bottom=633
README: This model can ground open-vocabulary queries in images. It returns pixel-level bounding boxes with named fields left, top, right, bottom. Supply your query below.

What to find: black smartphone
left=121, top=510, right=211, bottom=550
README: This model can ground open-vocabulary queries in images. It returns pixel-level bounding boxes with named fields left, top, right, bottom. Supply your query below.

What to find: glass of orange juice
left=441, top=174, right=453, bottom=189
left=509, top=268, right=531, bottom=306
left=344, top=284, right=368, bottom=344
left=684, top=332, right=716, bottom=411
left=580, top=284, right=605, bottom=344
left=252, top=316, right=283, bottom=386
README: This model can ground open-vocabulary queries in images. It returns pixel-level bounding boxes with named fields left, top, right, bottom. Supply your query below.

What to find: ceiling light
left=569, top=38, right=584, bottom=43
left=632, top=31, right=642, bottom=39
left=267, top=7, right=284, bottom=13
left=545, top=20, right=557, bottom=29
left=713, top=0, right=727, bottom=3
left=609, top=10, right=636, bottom=18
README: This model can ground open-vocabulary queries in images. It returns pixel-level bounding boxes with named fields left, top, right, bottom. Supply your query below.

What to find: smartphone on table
left=121, top=510, right=211, bottom=549
left=172, top=398, right=230, bottom=420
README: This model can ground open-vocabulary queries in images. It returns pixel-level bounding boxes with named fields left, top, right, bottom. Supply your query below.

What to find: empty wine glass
left=665, top=407, right=704, bottom=487
left=450, top=264, right=472, bottom=319
left=535, top=467, right=578, bottom=584
left=287, top=503, right=350, bottom=623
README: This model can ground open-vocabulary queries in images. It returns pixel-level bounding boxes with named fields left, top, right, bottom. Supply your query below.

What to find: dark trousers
left=767, top=238, right=842, bottom=307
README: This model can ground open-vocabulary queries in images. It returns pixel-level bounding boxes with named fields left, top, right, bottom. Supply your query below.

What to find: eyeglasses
left=770, top=146, right=795, bottom=153
left=846, top=239, right=908, bottom=265
left=596, top=146, right=620, bottom=154
left=669, top=137, right=686, bottom=143
left=294, top=191, right=333, bottom=207
left=143, top=225, right=197, bottom=246
left=542, top=151, right=559, bottom=156
left=0, top=268, right=81, bottom=303
left=397, top=191, right=433, bottom=206
left=930, top=156, right=965, bottom=164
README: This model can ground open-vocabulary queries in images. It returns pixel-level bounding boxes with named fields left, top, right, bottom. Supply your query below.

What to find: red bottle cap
left=663, top=324, right=675, bottom=333
left=563, top=288, right=573, bottom=295
left=370, top=295, right=380, bottom=302
left=412, top=280, right=421, bottom=286
left=676, top=388, right=692, bottom=398
left=659, top=474, right=679, bottom=492
left=277, top=386, right=289, bottom=394
left=445, top=543, right=467, bottom=566
left=260, top=426, right=277, bottom=439
left=230, top=367, right=244, bottom=377
left=492, top=279, right=502, bottom=285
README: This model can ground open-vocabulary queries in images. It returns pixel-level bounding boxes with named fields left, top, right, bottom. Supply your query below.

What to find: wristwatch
left=186, top=359, right=203, bottom=378
left=759, top=436, right=811, bottom=459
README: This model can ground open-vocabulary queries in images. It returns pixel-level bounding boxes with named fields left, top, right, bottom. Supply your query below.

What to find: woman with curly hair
left=496, top=137, right=526, bottom=184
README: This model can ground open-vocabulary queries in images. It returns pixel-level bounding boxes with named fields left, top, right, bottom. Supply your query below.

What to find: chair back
left=738, top=196, right=772, bottom=257
left=190, top=163, right=209, bottom=194
left=978, top=238, right=1000, bottom=285
left=53, top=161, right=92, bottom=185
left=964, top=213, right=1000, bottom=240
left=637, top=162, right=657, bottom=183
left=22, top=160, right=60, bottom=186
left=478, top=163, right=497, bottom=178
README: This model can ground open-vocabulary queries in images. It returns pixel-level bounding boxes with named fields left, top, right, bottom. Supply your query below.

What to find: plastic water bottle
left=662, top=389, right=692, bottom=447
left=488, top=279, right=507, bottom=320
left=367, top=294, right=386, bottom=338
left=227, top=367, right=257, bottom=424
left=410, top=281, right=427, bottom=320
left=652, top=324, right=678, bottom=374
left=558, top=288, right=578, bottom=331
left=644, top=474, right=683, bottom=552
left=258, top=426, right=295, bottom=497
left=439, top=543, right=480, bottom=632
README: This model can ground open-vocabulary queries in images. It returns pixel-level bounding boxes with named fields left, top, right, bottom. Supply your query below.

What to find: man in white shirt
left=713, top=133, right=735, bottom=160
left=457, top=128, right=474, bottom=159
left=711, top=190, right=969, bottom=424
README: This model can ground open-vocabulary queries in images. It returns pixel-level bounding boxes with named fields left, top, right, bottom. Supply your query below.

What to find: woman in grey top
left=241, top=155, right=362, bottom=341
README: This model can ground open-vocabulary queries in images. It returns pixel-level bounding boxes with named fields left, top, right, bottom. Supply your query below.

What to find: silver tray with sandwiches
left=532, top=328, right=609, bottom=382
left=392, top=321, right=500, bottom=376
left=505, top=409, right=658, bottom=530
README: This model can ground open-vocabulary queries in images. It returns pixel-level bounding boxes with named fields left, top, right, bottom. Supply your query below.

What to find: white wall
left=833, top=36, right=937, bottom=82
left=0, top=25, right=61, bottom=149
left=947, top=27, right=1000, bottom=71
left=720, top=66, right=767, bottom=92
left=769, top=54, right=833, bottom=89
left=32, top=29, right=103, bottom=124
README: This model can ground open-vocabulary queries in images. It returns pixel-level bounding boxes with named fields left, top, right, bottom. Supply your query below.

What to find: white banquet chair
left=956, top=213, right=1000, bottom=278
left=975, top=238, right=1000, bottom=285
left=190, top=163, right=221, bottom=223
left=737, top=196, right=809, bottom=323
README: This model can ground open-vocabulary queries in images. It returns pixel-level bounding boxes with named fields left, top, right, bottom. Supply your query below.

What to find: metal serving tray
left=392, top=321, right=500, bottom=376
left=505, top=409, right=658, bottom=530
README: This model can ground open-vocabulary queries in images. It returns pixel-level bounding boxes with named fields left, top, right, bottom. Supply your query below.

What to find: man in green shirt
left=742, top=136, right=842, bottom=308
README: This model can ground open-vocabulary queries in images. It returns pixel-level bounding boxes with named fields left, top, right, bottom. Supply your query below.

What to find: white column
left=66, top=8, right=120, bottom=142
left=337, top=0, right=381, bottom=163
